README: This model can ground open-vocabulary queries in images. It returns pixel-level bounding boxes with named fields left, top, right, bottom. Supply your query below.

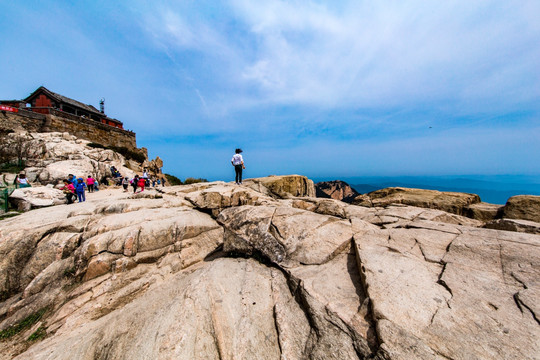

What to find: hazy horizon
left=1, top=1, right=539, bottom=181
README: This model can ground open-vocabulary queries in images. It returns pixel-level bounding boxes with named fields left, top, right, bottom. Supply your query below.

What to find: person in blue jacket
left=75, top=177, right=87, bottom=202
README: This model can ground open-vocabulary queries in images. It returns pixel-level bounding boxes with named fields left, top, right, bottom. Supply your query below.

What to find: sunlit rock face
left=0, top=176, right=538, bottom=360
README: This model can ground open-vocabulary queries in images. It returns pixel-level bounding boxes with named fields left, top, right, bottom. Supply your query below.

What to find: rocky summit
left=0, top=175, right=539, bottom=359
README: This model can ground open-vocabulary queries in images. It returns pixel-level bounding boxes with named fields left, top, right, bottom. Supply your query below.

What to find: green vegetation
left=86, top=143, right=146, bottom=163
left=0, top=161, right=26, bottom=173
left=0, top=307, right=48, bottom=339
left=164, top=173, right=182, bottom=186
left=0, top=212, right=21, bottom=221
left=183, top=177, right=209, bottom=185
left=86, top=142, right=106, bottom=149
left=109, top=146, right=146, bottom=163
left=27, top=326, right=47, bottom=341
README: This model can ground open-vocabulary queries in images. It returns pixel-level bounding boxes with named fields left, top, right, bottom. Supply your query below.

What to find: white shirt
left=232, top=154, right=243, bottom=165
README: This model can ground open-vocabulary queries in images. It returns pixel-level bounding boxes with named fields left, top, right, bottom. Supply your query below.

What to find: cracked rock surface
left=0, top=175, right=538, bottom=359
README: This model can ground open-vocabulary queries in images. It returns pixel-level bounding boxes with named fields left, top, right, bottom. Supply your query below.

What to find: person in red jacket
left=138, top=176, right=146, bottom=192
left=60, top=179, right=75, bottom=204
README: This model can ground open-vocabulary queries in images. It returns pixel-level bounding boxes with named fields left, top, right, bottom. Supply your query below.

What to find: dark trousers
left=235, top=165, right=243, bottom=183
left=66, top=193, right=75, bottom=204
left=88, top=184, right=94, bottom=192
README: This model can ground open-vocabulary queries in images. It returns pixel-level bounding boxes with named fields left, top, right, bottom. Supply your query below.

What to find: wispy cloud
left=137, top=1, right=540, bottom=114
left=2, top=1, right=539, bottom=178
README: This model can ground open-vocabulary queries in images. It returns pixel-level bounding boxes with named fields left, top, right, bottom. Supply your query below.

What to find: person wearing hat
left=231, top=148, right=246, bottom=185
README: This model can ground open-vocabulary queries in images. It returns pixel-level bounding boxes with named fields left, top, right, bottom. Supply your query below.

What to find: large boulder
left=484, top=218, right=540, bottom=235
left=354, top=224, right=540, bottom=359
left=352, top=187, right=481, bottom=216
left=464, top=202, right=503, bottom=221
left=8, top=186, right=66, bottom=211
left=243, top=175, right=315, bottom=199
left=503, top=195, right=540, bottom=223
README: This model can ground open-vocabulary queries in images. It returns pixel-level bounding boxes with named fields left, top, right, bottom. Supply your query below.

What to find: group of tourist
left=60, top=174, right=98, bottom=204
left=123, top=171, right=167, bottom=193
left=58, top=169, right=168, bottom=204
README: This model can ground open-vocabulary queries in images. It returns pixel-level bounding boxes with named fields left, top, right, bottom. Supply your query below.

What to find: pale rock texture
left=352, top=187, right=481, bottom=216
left=485, top=218, right=540, bottom=234
left=8, top=187, right=65, bottom=211
left=1, top=132, right=162, bottom=186
left=243, top=175, right=315, bottom=199
left=0, top=176, right=538, bottom=360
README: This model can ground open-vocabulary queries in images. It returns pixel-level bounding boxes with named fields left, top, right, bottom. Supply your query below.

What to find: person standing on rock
left=231, top=148, right=245, bottom=185
left=75, top=178, right=87, bottom=202
left=86, top=175, right=96, bottom=193
left=131, top=175, right=139, bottom=193
left=121, top=177, right=129, bottom=192
left=68, top=174, right=77, bottom=186
left=138, top=176, right=146, bottom=193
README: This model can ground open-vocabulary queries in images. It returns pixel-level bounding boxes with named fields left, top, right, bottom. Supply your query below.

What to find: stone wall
left=0, top=109, right=137, bottom=149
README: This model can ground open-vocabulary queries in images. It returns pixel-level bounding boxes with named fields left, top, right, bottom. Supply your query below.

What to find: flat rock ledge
left=0, top=175, right=538, bottom=360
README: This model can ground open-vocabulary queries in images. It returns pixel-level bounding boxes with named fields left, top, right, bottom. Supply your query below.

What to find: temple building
left=0, top=86, right=123, bottom=129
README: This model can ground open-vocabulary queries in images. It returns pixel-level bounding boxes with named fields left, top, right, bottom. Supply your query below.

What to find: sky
left=1, top=0, right=539, bottom=181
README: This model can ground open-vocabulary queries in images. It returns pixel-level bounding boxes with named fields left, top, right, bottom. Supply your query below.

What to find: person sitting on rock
left=75, top=178, right=87, bottom=202
left=86, top=175, right=96, bottom=193
left=61, top=179, right=76, bottom=204
left=16, top=173, right=31, bottom=188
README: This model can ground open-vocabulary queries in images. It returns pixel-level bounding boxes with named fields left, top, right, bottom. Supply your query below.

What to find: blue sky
left=1, top=1, right=539, bottom=181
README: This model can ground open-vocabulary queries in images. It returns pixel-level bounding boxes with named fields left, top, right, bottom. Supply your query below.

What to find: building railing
left=24, top=107, right=134, bottom=134
left=0, top=186, right=16, bottom=213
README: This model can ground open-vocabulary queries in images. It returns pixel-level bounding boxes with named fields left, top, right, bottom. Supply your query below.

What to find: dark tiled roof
left=24, top=86, right=103, bottom=116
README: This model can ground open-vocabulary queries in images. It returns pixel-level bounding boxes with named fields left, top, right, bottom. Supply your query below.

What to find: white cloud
left=136, top=0, right=540, bottom=115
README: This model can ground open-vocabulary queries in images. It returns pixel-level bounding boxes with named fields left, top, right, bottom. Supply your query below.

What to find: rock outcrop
left=464, top=201, right=504, bottom=221
left=0, top=176, right=538, bottom=359
left=1, top=131, right=161, bottom=186
left=242, top=175, right=315, bottom=199
left=485, top=218, right=540, bottom=234
left=315, top=180, right=359, bottom=203
left=503, top=195, right=540, bottom=223
left=8, top=187, right=65, bottom=211
left=352, top=187, right=481, bottom=216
